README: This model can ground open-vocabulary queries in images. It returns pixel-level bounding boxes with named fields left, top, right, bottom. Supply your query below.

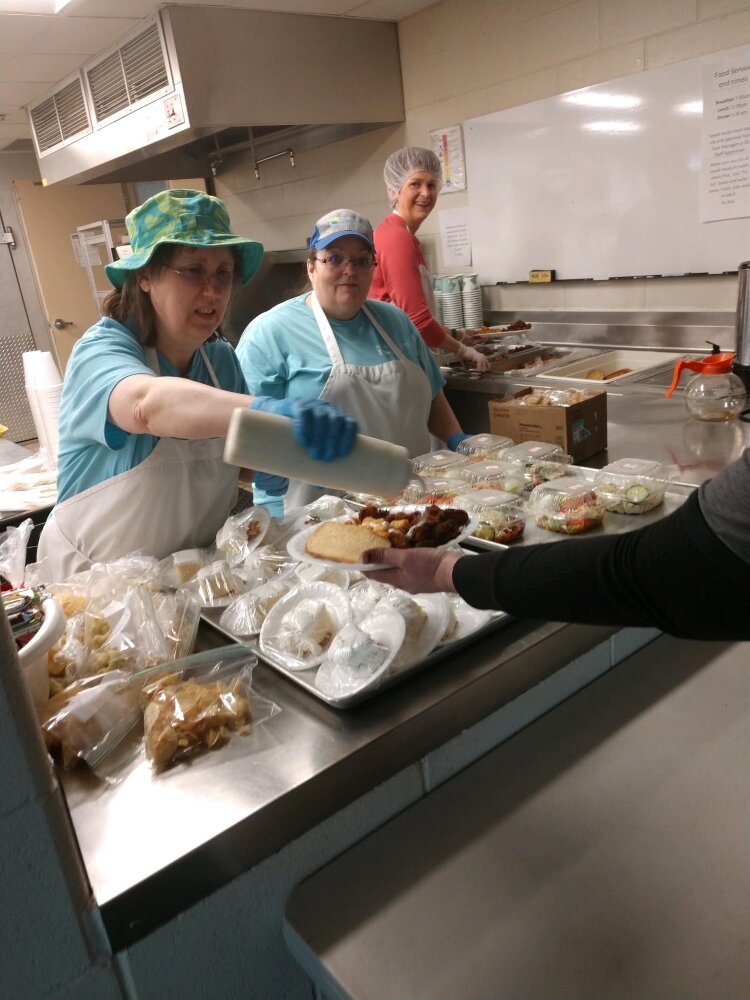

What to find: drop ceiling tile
left=33, top=15, right=141, bottom=54
left=61, top=0, right=159, bottom=15
left=0, top=52, right=84, bottom=84
left=0, top=81, right=47, bottom=104
left=0, top=13, right=53, bottom=52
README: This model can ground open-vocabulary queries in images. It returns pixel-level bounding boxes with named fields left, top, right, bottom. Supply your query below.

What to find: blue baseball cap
left=308, top=209, right=374, bottom=251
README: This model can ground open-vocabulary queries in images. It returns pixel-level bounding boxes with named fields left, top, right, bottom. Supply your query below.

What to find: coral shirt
left=370, top=212, right=446, bottom=349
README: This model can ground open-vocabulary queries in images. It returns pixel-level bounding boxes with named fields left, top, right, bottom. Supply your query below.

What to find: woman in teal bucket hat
left=38, top=189, right=357, bottom=581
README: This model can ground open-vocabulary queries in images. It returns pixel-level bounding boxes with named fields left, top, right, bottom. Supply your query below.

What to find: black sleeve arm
left=452, top=490, right=750, bottom=641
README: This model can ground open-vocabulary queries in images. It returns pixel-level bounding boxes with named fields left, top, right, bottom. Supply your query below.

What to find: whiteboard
left=464, top=44, right=750, bottom=283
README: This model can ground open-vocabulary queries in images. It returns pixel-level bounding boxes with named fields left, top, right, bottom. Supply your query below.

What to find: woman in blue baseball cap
left=37, top=189, right=357, bottom=581
left=236, top=207, right=467, bottom=513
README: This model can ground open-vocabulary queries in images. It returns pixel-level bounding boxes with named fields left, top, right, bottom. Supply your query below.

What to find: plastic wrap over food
left=38, top=646, right=273, bottom=780
left=315, top=611, right=405, bottom=698
left=47, top=582, right=168, bottom=684
left=141, top=654, right=278, bottom=774
left=348, top=580, right=387, bottom=623
left=219, top=576, right=293, bottom=636
left=0, top=516, right=33, bottom=587
left=151, top=590, right=201, bottom=660
left=259, top=582, right=352, bottom=671
left=378, top=592, right=450, bottom=672
left=215, top=506, right=271, bottom=565
left=187, top=560, right=247, bottom=607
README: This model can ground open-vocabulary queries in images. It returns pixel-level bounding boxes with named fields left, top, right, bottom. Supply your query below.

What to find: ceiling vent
left=86, top=21, right=171, bottom=125
left=26, top=6, right=404, bottom=186
left=29, top=77, right=90, bottom=155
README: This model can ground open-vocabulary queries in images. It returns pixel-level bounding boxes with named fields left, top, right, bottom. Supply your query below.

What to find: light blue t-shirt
left=235, top=295, right=445, bottom=513
left=56, top=317, right=247, bottom=503
left=236, top=295, right=445, bottom=401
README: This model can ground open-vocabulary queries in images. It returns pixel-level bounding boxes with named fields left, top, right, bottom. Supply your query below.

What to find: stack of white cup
left=461, top=273, right=484, bottom=328
left=22, top=351, right=63, bottom=470
left=439, top=275, right=464, bottom=330
left=431, top=278, right=443, bottom=324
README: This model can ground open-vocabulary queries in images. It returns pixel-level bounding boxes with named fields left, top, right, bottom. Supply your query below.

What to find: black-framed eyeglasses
left=313, top=254, right=376, bottom=270
left=164, top=264, right=235, bottom=290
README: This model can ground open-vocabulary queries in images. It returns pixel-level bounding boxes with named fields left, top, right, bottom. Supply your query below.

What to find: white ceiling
left=0, top=0, right=438, bottom=152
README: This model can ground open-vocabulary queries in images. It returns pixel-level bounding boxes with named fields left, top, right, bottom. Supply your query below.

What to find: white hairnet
left=383, top=146, right=443, bottom=207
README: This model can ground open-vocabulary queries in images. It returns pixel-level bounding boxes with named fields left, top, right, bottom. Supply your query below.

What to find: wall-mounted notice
left=701, top=51, right=750, bottom=222
left=430, top=125, right=466, bottom=193
left=439, top=207, right=472, bottom=267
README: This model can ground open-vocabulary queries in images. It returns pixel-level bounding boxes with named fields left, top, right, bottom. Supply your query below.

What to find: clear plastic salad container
left=410, top=449, right=470, bottom=480
left=410, top=477, right=463, bottom=505
left=454, top=433, right=515, bottom=460
left=502, top=441, right=571, bottom=488
left=453, top=490, right=526, bottom=544
left=593, top=458, right=666, bottom=514
left=527, top=476, right=604, bottom=534
left=458, top=459, right=527, bottom=494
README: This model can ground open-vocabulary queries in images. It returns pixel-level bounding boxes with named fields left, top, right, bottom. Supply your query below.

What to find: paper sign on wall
left=439, top=207, right=472, bottom=267
left=700, top=47, right=750, bottom=222
left=430, top=125, right=467, bottom=193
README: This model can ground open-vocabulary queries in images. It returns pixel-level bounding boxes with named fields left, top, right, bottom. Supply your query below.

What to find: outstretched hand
left=362, top=546, right=463, bottom=594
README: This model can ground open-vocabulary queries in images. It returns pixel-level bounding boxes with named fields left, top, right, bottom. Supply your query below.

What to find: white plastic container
left=17, top=597, right=66, bottom=706
left=224, top=408, right=414, bottom=500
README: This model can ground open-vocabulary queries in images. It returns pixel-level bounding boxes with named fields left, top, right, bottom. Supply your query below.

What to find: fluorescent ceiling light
left=0, top=0, right=73, bottom=12
left=584, top=121, right=640, bottom=133
left=565, top=92, right=641, bottom=110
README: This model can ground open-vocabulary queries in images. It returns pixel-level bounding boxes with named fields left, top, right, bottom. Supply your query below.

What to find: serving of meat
left=351, top=505, right=470, bottom=549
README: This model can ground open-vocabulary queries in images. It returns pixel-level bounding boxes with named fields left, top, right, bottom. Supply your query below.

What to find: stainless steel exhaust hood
left=27, top=5, right=405, bottom=186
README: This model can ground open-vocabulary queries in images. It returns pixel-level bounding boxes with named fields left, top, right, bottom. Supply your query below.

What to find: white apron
left=284, top=294, right=433, bottom=508
left=37, top=347, right=239, bottom=581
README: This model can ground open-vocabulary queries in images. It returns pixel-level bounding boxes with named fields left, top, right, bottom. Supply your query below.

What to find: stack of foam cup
left=439, top=275, right=464, bottom=330
left=22, top=351, right=63, bottom=470
left=461, top=273, right=484, bottom=328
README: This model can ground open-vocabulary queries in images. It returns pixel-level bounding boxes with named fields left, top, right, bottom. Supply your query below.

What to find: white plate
left=315, top=610, right=406, bottom=698
left=439, top=594, right=493, bottom=645
left=259, top=581, right=352, bottom=671
left=380, top=592, right=450, bottom=673
left=286, top=508, right=479, bottom=572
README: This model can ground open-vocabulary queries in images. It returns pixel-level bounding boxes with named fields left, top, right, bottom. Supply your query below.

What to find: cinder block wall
left=216, top=0, right=750, bottom=318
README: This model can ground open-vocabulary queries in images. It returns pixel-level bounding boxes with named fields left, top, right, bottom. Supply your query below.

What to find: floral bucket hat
left=104, top=188, right=264, bottom=289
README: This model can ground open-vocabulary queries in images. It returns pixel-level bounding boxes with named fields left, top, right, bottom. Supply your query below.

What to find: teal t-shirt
left=56, top=317, right=247, bottom=503
left=236, top=295, right=445, bottom=401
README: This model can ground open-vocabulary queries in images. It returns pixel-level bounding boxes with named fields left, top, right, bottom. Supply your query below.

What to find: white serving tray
left=541, top=349, right=685, bottom=383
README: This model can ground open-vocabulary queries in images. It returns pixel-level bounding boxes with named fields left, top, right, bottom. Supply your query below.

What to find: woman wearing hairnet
left=369, top=146, right=489, bottom=375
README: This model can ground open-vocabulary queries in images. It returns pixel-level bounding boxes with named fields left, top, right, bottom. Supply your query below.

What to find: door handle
left=53, top=318, right=73, bottom=330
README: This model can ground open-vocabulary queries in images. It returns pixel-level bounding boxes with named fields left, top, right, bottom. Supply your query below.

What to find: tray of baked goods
left=200, top=496, right=510, bottom=709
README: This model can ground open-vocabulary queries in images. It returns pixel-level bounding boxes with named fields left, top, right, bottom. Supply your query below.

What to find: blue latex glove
left=447, top=431, right=472, bottom=452
left=254, top=471, right=288, bottom=496
left=250, top=396, right=358, bottom=462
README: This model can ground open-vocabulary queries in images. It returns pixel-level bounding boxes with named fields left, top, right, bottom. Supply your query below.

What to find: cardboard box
left=488, top=388, right=607, bottom=463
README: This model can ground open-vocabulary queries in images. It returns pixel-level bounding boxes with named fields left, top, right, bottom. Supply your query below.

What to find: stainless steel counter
left=61, top=614, right=617, bottom=950
left=58, top=344, right=750, bottom=954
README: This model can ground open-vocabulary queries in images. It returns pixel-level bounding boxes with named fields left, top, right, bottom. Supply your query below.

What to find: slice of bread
left=305, top=521, right=391, bottom=564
